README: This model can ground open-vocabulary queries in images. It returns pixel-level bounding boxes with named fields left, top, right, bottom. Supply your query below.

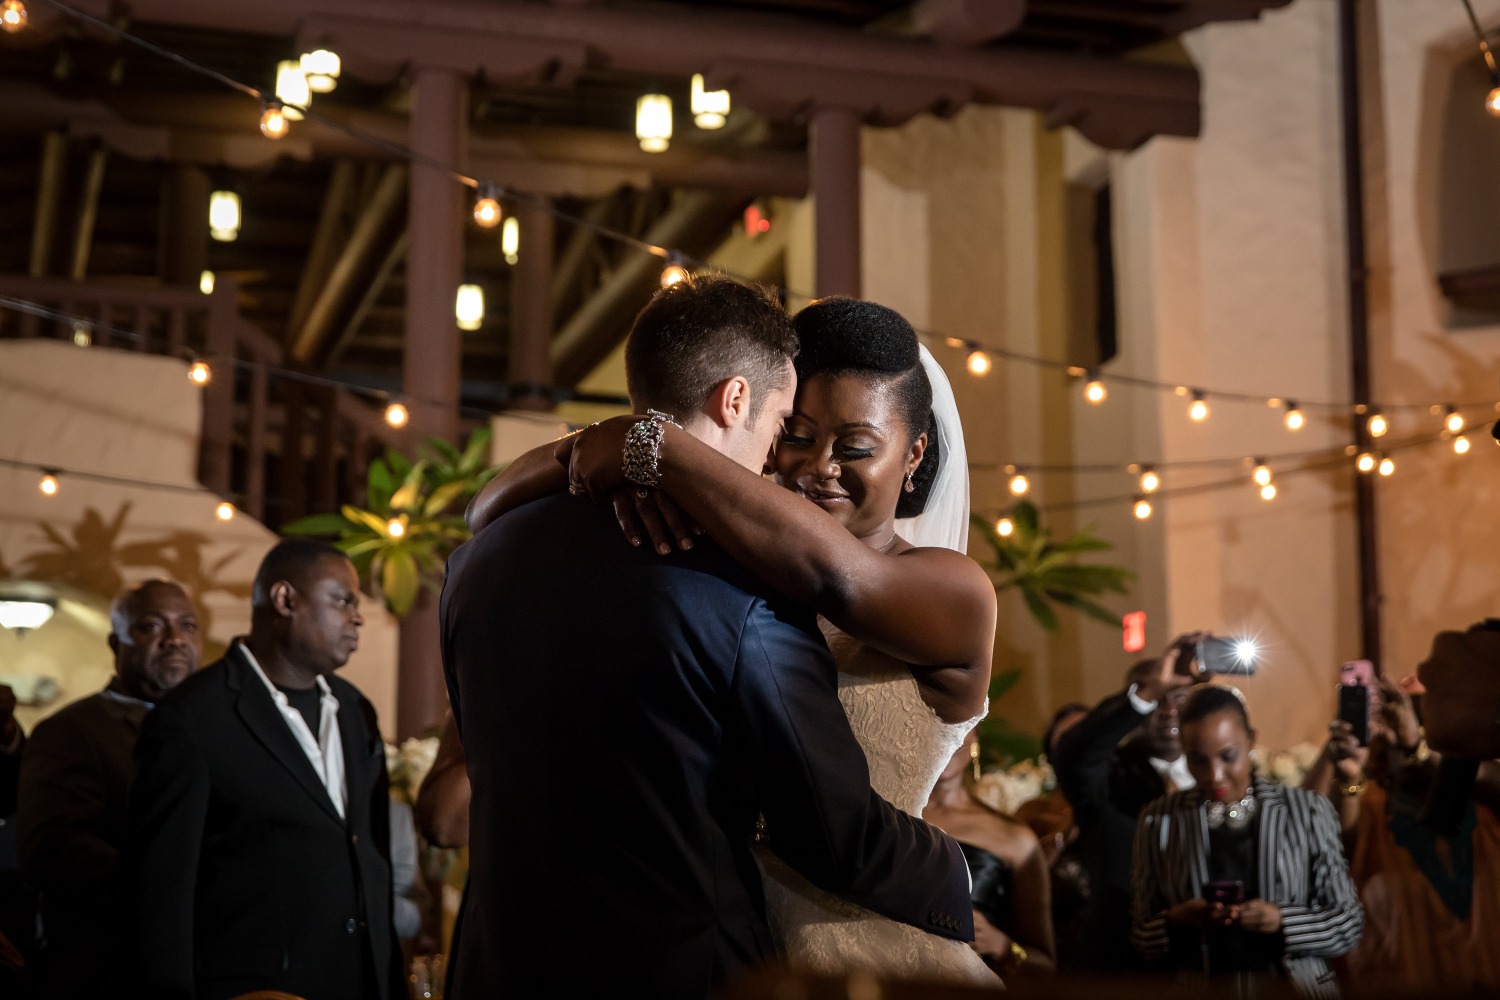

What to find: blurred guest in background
left=1309, top=673, right=1500, bottom=991
left=1132, top=686, right=1362, bottom=998
left=924, top=732, right=1055, bottom=980
left=19, top=580, right=200, bottom=999
left=1016, top=702, right=1089, bottom=968
left=129, top=540, right=400, bottom=1000
left=1416, top=621, right=1500, bottom=760
left=1052, top=640, right=1198, bottom=970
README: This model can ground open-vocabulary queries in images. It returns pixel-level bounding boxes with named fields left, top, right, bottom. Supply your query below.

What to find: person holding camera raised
left=1131, top=685, right=1363, bottom=999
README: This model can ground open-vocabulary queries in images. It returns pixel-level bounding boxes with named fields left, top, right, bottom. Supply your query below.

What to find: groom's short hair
left=624, top=276, right=797, bottom=424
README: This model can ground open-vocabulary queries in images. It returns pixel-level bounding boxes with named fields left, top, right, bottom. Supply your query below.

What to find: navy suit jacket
left=441, top=495, right=973, bottom=998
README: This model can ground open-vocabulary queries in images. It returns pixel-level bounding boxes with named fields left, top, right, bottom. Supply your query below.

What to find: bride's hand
left=563, top=416, right=639, bottom=500
left=611, top=489, right=699, bottom=555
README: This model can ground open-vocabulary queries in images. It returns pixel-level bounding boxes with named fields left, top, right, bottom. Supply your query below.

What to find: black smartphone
left=1197, top=636, right=1257, bottom=677
left=1203, top=879, right=1245, bottom=906
left=1338, top=682, right=1370, bottom=746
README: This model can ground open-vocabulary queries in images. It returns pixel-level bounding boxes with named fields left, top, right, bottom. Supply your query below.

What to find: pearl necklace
left=1205, top=788, right=1257, bottom=832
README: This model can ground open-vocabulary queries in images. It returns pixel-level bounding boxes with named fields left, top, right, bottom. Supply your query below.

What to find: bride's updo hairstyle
left=792, top=297, right=939, bottom=518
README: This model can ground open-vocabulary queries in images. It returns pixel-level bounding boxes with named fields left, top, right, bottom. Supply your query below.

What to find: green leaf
left=381, top=547, right=421, bottom=617
left=1020, top=586, right=1060, bottom=633
left=423, top=480, right=469, bottom=517
left=341, top=537, right=387, bottom=558
left=459, top=428, right=492, bottom=471
left=366, top=459, right=395, bottom=513
left=390, top=461, right=428, bottom=513
left=1047, top=591, right=1124, bottom=628
left=1012, top=500, right=1040, bottom=537
left=342, top=505, right=390, bottom=535
left=988, top=668, right=1023, bottom=701
left=425, top=437, right=463, bottom=466
left=280, top=512, right=351, bottom=536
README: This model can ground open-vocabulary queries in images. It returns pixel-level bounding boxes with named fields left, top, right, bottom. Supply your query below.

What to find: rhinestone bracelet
left=622, top=409, right=680, bottom=488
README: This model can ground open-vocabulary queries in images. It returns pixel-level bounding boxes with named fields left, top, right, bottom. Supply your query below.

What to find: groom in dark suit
left=441, top=277, right=973, bottom=998
left=129, top=540, right=400, bottom=1000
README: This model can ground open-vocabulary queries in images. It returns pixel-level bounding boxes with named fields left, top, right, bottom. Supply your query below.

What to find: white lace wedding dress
left=756, top=619, right=998, bottom=986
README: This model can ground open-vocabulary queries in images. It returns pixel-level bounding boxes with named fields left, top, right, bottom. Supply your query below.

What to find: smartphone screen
left=1340, top=659, right=1380, bottom=727
left=1338, top=683, right=1370, bottom=745
left=1198, top=637, right=1257, bottom=676
left=1203, top=879, right=1245, bottom=905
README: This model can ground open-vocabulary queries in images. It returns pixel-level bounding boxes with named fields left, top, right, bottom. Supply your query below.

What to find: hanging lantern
left=275, top=60, right=311, bottom=120
left=691, top=74, right=730, bottom=130
left=502, top=216, right=520, bottom=265
left=636, top=93, right=673, bottom=153
left=455, top=284, right=485, bottom=331
left=1, top=0, right=28, bottom=33
left=300, top=48, right=341, bottom=94
left=209, top=190, right=241, bottom=242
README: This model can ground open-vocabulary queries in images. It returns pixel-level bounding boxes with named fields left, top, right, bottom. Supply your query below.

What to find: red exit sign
left=1123, top=611, right=1147, bottom=653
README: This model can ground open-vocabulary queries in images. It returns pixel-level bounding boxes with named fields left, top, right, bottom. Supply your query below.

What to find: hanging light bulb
left=1378, top=455, right=1395, bottom=477
left=384, top=402, right=409, bottom=428
left=473, top=186, right=502, bottom=229
left=38, top=471, right=58, bottom=496
left=259, top=100, right=289, bottom=140
left=274, top=60, right=310, bottom=121
left=502, top=216, right=520, bottom=265
left=1133, top=497, right=1153, bottom=520
left=215, top=501, right=236, bottom=522
left=635, top=93, right=673, bottom=153
left=188, top=359, right=212, bottom=385
left=299, top=48, right=341, bottom=93
left=386, top=517, right=405, bottom=539
left=1252, top=461, right=1272, bottom=488
left=1487, top=86, right=1500, bottom=117
left=660, top=262, right=690, bottom=288
left=690, top=73, right=731, bottom=129
left=1188, top=392, right=1209, bottom=422
left=1008, top=473, right=1030, bottom=496
left=1083, top=373, right=1107, bottom=404
left=71, top=323, right=91, bottom=348
left=1260, top=482, right=1278, bottom=501
left=1356, top=452, right=1376, bottom=473
left=1445, top=407, right=1465, bottom=435
left=1454, top=434, right=1471, bottom=455
left=199, top=270, right=215, bottom=295
left=1140, top=468, right=1161, bottom=494
left=1367, top=411, right=1388, bottom=438
left=208, top=190, right=241, bottom=242
left=1, top=0, right=26, bottom=33
left=455, top=284, right=485, bottom=331
left=994, top=517, right=1014, bottom=538
left=967, top=351, right=992, bottom=377
left=1284, top=402, right=1305, bottom=431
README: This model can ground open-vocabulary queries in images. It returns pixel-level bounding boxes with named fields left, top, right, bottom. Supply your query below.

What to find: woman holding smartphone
left=1130, top=685, right=1363, bottom=999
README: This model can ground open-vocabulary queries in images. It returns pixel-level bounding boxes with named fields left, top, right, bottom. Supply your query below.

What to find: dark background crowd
left=0, top=539, right=1496, bottom=998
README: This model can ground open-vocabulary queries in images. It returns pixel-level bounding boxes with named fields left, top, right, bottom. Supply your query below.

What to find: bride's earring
left=903, top=471, right=915, bottom=494
left=969, top=739, right=981, bottom=781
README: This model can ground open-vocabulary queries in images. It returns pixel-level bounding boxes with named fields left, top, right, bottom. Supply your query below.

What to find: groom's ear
left=704, top=375, right=752, bottom=429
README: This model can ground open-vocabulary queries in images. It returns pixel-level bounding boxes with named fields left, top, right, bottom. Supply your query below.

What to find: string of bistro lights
left=3, top=0, right=1498, bottom=529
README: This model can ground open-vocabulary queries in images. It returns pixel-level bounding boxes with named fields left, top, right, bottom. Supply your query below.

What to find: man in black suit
left=1052, top=639, right=1198, bottom=971
left=18, top=580, right=201, bottom=998
left=441, top=278, right=974, bottom=998
left=130, top=540, right=400, bottom=1000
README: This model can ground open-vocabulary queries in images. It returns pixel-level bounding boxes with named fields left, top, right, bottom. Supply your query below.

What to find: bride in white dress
left=469, top=295, right=998, bottom=984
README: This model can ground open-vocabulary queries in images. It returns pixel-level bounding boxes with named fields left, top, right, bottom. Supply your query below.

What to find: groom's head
left=624, top=276, right=798, bottom=472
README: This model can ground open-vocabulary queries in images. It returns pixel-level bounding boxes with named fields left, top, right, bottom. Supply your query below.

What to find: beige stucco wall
left=0, top=340, right=400, bottom=737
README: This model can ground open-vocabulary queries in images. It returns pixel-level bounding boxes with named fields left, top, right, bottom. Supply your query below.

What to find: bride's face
left=775, top=372, right=924, bottom=543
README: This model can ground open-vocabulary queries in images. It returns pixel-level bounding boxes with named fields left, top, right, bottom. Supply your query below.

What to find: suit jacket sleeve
left=732, top=601, right=974, bottom=941
left=18, top=717, right=120, bottom=894
left=1278, top=793, right=1363, bottom=958
left=1054, top=691, right=1149, bottom=819
left=128, top=702, right=211, bottom=998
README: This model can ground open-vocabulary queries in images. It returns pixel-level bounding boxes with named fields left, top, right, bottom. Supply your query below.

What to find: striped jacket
left=1131, top=775, right=1363, bottom=999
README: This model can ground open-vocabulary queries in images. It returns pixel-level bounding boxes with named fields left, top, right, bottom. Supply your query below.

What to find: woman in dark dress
left=922, top=731, right=1056, bottom=980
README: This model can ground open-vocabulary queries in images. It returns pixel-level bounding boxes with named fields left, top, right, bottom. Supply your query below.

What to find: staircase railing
left=0, top=275, right=389, bottom=526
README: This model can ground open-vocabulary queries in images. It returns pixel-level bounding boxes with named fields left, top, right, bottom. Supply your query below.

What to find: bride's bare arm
left=464, top=438, right=572, bottom=533
left=572, top=418, right=996, bottom=689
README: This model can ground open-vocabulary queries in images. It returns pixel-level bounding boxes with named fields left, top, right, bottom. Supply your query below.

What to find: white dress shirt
left=240, top=643, right=347, bottom=819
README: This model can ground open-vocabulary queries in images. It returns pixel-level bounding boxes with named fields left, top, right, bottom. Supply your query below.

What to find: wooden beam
left=289, top=164, right=407, bottom=364
left=549, top=191, right=622, bottom=318
left=68, top=143, right=108, bottom=280
left=28, top=132, right=67, bottom=278
left=286, top=159, right=359, bottom=342
left=325, top=228, right=409, bottom=368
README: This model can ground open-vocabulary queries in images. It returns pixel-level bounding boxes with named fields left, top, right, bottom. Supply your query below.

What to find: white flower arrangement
left=385, top=736, right=441, bottom=805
